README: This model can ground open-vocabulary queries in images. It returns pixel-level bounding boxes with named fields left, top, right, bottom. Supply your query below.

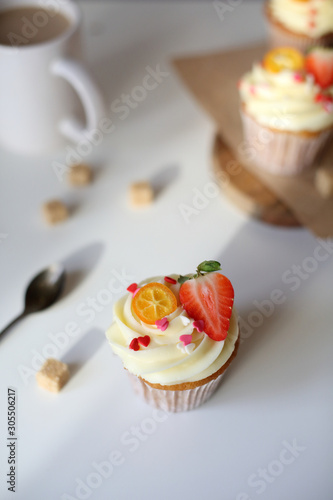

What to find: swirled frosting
left=106, top=275, right=239, bottom=386
left=239, top=64, right=333, bottom=132
left=269, top=0, right=333, bottom=38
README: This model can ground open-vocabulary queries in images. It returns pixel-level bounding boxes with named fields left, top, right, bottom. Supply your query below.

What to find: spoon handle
left=0, top=311, right=27, bottom=340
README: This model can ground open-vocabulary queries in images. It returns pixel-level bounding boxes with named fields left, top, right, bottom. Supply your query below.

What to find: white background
left=0, top=2, right=332, bottom=499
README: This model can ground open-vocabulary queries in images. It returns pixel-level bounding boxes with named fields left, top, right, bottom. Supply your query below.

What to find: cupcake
left=238, top=47, right=333, bottom=175
left=106, top=261, right=239, bottom=412
left=264, top=0, right=333, bottom=52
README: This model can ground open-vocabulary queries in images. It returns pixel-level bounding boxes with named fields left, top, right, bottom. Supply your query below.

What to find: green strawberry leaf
left=178, top=275, right=191, bottom=284
left=197, top=260, right=221, bottom=274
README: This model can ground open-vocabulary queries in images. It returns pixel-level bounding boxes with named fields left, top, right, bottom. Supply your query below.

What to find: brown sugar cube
left=68, top=164, right=92, bottom=186
left=315, top=169, right=333, bottom=199
left=42, top=200, right=69, bottom=225
left=129, top=181, right=154, bottom=207
left=36, top=358, right=70, bottom=393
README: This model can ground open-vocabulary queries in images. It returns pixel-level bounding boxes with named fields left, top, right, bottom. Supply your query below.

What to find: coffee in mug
left=0, top=7, right=71, bottom=46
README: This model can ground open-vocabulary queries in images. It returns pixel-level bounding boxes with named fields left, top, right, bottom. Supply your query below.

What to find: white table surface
left=0, top=2, right=332, bottom=500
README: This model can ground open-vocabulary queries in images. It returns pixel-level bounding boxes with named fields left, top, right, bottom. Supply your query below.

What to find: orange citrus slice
left=264, top=47, right=305, bottom=73
left=132, top=283, right=177, bottom=324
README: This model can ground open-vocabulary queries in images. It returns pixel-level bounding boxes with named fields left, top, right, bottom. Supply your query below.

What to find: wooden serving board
left=212, top=134, right=302, bottom=227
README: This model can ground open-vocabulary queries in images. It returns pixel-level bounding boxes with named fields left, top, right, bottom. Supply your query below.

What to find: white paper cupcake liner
left=240, top=111, right=332, bottom=176
left=128, top=372, right=227, bottom=412
left=267, top=22, right=333, bottom=53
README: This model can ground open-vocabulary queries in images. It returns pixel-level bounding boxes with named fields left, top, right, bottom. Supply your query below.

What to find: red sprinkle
left=127, top=283, right=138, bottom=294
left=315, top=93, right=333, bottom=103
left=155, top=317, right=169, bottom=331
left=138, top=335, right=150, bottom=347
left=164, top=276, right=177, bottom=285
left=179, top=334, right=192, bottom=346
left=324, top=102, right=333, bottom=113
left=309, top=20, right=316, bottom=29
left=129, top=338, right=140, bottom=351
left=193, top=320, right=205, bottom=333
left=293, top=73, right=303, bottom=83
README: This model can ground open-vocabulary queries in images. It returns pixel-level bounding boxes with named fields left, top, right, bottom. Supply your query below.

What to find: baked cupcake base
left=128, top=335, right=240, bottom=412
left=264, top=2, right=333, bottom=52
left=241, top=110, right=333, bottom=176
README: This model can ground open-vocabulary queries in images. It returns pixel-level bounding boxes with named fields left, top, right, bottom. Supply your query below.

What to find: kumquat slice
left=264, top=47, right=305, bottom=73
left=132, top=282, right=177, bottom=325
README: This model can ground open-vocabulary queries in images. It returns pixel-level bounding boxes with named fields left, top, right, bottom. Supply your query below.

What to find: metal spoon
left=0, top=263, right=66, bottom=339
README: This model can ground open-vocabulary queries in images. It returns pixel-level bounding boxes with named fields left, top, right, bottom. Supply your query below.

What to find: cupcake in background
left=264, top=0, right=333, bottom=52
left=106, top=261, right=239, bottom=412
left=238, top=47, right=333, bottom=176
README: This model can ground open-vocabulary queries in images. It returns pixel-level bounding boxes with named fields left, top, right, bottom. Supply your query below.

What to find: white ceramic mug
left=0, top=0, right=104, bottom=154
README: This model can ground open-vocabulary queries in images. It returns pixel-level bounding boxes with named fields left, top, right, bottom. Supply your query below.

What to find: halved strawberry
left=305, top=47, right=333, bottom=89
left=179, top=272, right=234, bottom=342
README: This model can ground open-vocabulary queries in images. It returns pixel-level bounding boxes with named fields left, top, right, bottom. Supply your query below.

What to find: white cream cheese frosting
left=269, top=0, right=333, bottom=38
left=106, top=275, right=239, bottom=386
left=239, top=63, right=333, bottom=132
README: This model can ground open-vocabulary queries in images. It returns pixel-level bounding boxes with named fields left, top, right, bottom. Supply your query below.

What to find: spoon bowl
left=0, top=263, right=66, bottom=339
left=24, top=263, right=66, bottom=313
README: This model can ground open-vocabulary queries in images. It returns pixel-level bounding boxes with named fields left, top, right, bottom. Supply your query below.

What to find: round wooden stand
left=212, top=134, right=301, bottom=227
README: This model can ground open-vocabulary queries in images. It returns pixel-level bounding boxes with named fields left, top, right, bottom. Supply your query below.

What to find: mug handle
left=51, top=58, right=105, bottom=144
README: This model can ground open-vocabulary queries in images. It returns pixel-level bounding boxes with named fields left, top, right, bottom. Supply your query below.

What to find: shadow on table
left=62, top=327, right=105, bottom=381
left=200, top=220, right=329, bottom=405
left=60, top=241, right=105, bottom=300
left=150, top=163, right=180, bottom=199
left=86, top=30, right=174, bottom=106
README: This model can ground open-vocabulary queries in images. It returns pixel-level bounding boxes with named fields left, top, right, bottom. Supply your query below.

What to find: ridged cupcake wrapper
left=128, top=372, right=226, bottom=412
left=240, top=111, right=332, bottom=176
left=266, top=22, right=333, bottom=53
